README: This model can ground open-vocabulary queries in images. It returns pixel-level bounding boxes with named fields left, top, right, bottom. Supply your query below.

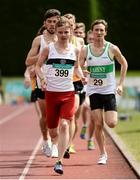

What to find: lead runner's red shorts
left=45, top=91, right=75, bottom=129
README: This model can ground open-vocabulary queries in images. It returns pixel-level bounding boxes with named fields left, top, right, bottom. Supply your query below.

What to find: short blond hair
left=55, top=16, right=72, bottom=29
left=75, top=22, right=85, bottom=31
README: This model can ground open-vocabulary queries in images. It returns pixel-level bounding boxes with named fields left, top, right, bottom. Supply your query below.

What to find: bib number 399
left=55, top=69, right=69, bottom=77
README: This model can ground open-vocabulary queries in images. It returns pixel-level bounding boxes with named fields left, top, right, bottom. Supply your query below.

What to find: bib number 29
left=94, top=79, right=103, bottom=86
left=55, top=69, right=69, bottom=77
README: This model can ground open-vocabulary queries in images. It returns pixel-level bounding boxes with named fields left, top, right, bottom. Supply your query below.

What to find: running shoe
left=54, top=161, right=63, bottom=174
left=88, top=139, right=95, bottom=150
left=98, top=153, right=108, bottom=165
left=42, top=142, right=52, bottom=157
left=51, top=144, right=58, bottom=158
left=42, top=139, right=51, bottom=152
left=80, top=126, right=87, bottom=139
left=63, top=148, right=70, bottom=159
left=47, top=139, right=52, bottom=148
left=69, top=144, right=76, bottom=153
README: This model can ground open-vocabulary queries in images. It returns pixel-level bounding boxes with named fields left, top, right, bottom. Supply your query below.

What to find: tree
left=0, top=0, right=91, bottom=76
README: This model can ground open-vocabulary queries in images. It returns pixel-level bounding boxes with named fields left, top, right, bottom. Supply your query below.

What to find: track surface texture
left=0, top=103, right=138, bottom=179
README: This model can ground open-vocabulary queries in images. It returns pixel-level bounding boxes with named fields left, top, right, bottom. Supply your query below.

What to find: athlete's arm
left=79, top=46, right=87, bottom=67
left=35, top=46, right=49, bottom=80
left=25, top=36, right=41, bottom=66
left=111, top=44, right=128, bottom=95
left=74, top=48, right=86, bottom=83
left=78, top=46, right=89, bottom=77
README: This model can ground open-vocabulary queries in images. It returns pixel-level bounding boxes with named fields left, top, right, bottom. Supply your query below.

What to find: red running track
left=0, top=103, right=138, bottom=179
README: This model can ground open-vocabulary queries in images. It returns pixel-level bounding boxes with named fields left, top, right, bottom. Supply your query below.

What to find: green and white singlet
left=86, top=41, right=116, bottom=96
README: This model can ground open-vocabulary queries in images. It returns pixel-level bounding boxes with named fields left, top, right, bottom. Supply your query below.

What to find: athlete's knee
left=60, top=120, right=69, bottom=132
left=107, top=119, right=118, bottom=128
left=104, top=111, right=118, bottom=128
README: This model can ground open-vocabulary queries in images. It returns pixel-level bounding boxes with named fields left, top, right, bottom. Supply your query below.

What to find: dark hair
left=91, top=19, right=108, bottom=31
left=44, top=9, right=61, bottom=20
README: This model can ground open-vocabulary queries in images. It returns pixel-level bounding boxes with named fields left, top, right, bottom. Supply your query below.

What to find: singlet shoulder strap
left=105, top=41, right=110, bottom=52
left=86, top=44, right=92, bottom=57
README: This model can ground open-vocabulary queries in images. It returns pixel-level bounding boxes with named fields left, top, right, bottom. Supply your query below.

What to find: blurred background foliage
left=0, top=0, right=140, bottom=76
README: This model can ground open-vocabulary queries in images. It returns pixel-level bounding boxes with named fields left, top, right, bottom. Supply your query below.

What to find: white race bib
left=89, top=77, right=108, bottom=87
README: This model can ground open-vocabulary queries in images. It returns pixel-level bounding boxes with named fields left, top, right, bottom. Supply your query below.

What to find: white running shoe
left=51, top=144, right=58, bottom=158
left=44, top=143, right=52, bottom=157
left=47, top=139, right=52, bottom=148
left=98, top=154, right=108, bottom=165
left=42, top=141, right=52, bottom=157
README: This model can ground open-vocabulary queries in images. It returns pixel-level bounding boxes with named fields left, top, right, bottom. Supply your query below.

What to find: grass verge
left=114, top=111, right=140, bottom=162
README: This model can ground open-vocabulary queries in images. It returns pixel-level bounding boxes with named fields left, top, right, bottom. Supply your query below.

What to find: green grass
left=114, top=70, right=140, bottom=162
left=116, top=70, right=140, bottom=77
left=114, top=111, right=140, bottom=162
left=127, top=70, right=140, bottom=76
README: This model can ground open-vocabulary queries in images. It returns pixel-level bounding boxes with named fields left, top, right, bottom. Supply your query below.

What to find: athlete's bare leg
left=37, top=99, right=49, bottom=141
left=57, top=119, right=70, bottom=161
left=91, top=109, right=106, bottom=155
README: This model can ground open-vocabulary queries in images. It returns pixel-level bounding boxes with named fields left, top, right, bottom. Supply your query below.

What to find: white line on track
left=18, top=137, right=43, bottom=180
left=0, top=105, right=30, bottom=125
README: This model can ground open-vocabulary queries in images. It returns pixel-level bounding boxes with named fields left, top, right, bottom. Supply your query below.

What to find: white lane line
left=0, top=105, right=30, bottom=125
left=18, top=137, right=43, bottom=180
